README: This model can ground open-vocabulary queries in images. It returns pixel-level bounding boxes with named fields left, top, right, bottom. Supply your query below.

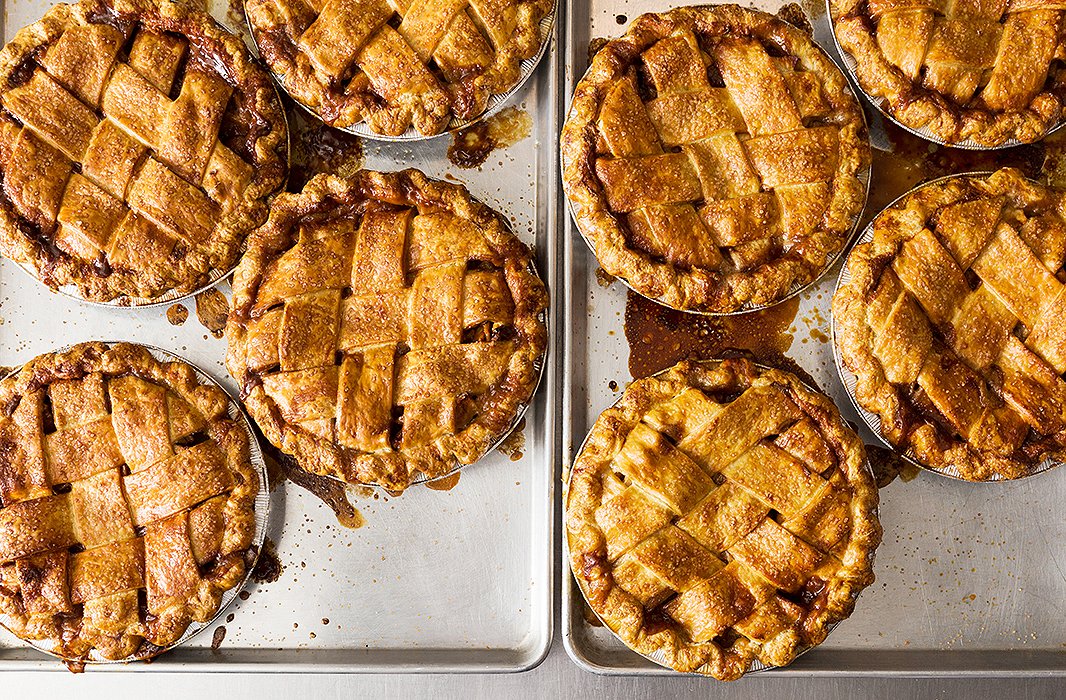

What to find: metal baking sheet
left=561, top=0, right=1066, bottom=677
left=0, top=0, right=559, bottom=672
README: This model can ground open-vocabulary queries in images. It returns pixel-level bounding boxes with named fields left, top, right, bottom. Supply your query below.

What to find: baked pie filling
left=565, top=358, right=881, bottom=679
left=834, top=168, right=1066, bottom=480
left=831, top=0, right=1066, bottom=147
left=246, top=0, right=555, bottom=136
left=0, top=342, right=259, bottom=661
left=561, top=5, right=869, bottom=313
left=227, top=169, right=548, bottom=492
left=0, top=0, right=288, bottom=302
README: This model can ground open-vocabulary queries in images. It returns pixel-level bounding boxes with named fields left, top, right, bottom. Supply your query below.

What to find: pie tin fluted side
left=0, top=342, right=271, bottom=664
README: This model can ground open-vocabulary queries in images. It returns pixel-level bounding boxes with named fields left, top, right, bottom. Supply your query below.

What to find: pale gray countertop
left=3, top=635, right=1065, bottom=699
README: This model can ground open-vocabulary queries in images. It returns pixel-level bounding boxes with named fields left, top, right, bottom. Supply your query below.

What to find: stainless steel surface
left=0, top=0, right=559, bottom=672
left=244, top=1, right=557, bottom=143
left=562, top=0, right=1066, bottom=677
left=0, top=342, right=271, bottom=664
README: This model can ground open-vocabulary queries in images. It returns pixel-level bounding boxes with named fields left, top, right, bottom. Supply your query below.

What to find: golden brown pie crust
left=0, top=341, right=259, bottom=661
left=245, top=0, right=554, bottom=136
left=0, top=0, right=288, bottom=302
left=227, top=169, right=548, bottom=492
left=561, top=5, right=869, bottom=314
left=565, top=358, right=880, bottom=679
left=831, top=0, right=1066, bottom=147
left=834, top=168, right=1066, bottom=480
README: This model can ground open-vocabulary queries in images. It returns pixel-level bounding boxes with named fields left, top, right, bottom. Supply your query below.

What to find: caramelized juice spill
left=623, top=291, right=800, bottom=380
left=266, top=448, right=366, bottom=529
left=425, top=471, right=461, bottom=491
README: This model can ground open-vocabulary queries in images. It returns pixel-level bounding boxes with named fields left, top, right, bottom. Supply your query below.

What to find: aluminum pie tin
left=0, top=341, right=271, bottom=665
left=11, top=76, right=291, bottom=310
left=830, top=171, right=1064, bottom=481
left=244, top=2, right=556, bottom=143
left=825, top=0, right=1066, bottom=151
left=561, top=31, right=873, bottom=318
left=564, top=359, right=876, bottom=677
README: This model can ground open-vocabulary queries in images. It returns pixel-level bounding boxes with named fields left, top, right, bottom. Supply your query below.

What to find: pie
left=560, top=5, right=870, bottom=314
left=565, top=358, right=881, bottom=679
left=0, top=342, right=260, bottom=662
left=834, top=168, right=1066, bottom=481
left=831, top=0, right=1066, bottom=147
left=0, top=0, right=288, bottom=303
left=226, top=169, right=548, bottom=492
left=244, top=0, right=555, bottom=136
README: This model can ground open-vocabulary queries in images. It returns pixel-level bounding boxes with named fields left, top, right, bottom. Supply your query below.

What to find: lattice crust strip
left=834, top=167, right=1066, bottom=481
left=831, top=0, right=1066, bottom=146
left=0, top=342, right=259, bottom=661
left=565, top=359, right=881, bottom=679
left=561, top=5, right=869, bottom=314
left=0, top=0, right=287, bottom=302
left=227, top=169, right=548, bottom=492
left=245, top=0, right=554, bottom=135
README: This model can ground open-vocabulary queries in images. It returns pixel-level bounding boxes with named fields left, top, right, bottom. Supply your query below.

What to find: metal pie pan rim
left=824, top=0, right=1066, bottom=151
left=243, top=1, right=557, bottom=143
left=559, top=16, right=873, bottom=318
left=0, top=340, right=271, bottom=665
left=829, top=170, right=1065, bottom=482
left=564, top=358, right=877, bottom=678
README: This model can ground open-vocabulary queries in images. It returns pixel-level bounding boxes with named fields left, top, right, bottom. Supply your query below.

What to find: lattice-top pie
left=0, top=0, right=288, bottom=303
left=0, top=342, right=260, bottom=662
left=834, top=168, right=1066, bottom=481
left=565, top=359, right=881, bottom=679
left=561, top=5, right=870, bottom=314
left=227, top=169, right=548, bottom=492
left=831, top=0, right=1066, bottom=147
left=245, top=0, right=554, bottom=136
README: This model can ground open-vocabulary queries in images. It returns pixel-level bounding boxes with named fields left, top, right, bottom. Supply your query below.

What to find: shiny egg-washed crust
left=830, top=0, right=1066, bottom=147
left=0, top=342, right=258, bottom=661
left=245, top=0, right=554, bottom=136
left=227, top=169, right=548, bottom=492
left=0, top=0, right=288, bottom=302
left=561, top=5, right=869, bottom=314
left=833, top=169, right=1066, bottom=480
left=565, top=359, right=881, bottom=679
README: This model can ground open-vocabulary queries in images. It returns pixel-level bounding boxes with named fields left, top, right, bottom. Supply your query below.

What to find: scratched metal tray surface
left=561, top=0, right=1066, bottom=677
left=0, top=0, right=559, bottom=673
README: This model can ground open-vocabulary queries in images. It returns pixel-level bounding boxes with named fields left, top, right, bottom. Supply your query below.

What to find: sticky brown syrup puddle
left=288, top=105, right=365, bottom=191
left=447, top=107, right=532, bottom=170
left=211, top=625, right=227, bottom=652
left=623, top=291, right=800, bottom=380
left=194, top=289, right=228, bottom=338
left=865, top=444, right=921, bottom=488
left=425, top=472, right=461, bottom=491
left=250, top=538, right=283, bottom=584
left=263, top=446, right=366, bottom=528
left=167, top=303, right=189, bottom=326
